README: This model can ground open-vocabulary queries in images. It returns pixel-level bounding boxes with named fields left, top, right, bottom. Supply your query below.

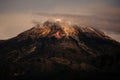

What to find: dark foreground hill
left=0, top=20, right=120, bottom=80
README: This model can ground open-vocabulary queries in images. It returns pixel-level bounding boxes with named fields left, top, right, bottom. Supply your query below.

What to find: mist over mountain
left=0, top=20, right=120, bottom=80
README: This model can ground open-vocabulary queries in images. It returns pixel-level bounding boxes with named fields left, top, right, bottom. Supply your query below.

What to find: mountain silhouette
left=0, top=20, right=120, bottom=80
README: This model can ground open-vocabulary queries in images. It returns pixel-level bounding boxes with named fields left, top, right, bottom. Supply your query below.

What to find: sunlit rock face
left=17, top=19, right=113, bottom=41
left=0, top=20, right=120, bottom=80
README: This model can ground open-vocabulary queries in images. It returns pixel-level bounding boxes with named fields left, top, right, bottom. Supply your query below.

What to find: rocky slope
left=0, top=20, right=120, bottom=80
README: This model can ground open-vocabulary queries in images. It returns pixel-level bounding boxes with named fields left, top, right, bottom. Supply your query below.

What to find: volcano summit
left=0, top=20, right=120, bottom=80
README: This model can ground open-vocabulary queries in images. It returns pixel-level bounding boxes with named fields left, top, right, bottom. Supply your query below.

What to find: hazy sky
left=0, top=0, right=120, bottom=41
left=0, top=0, right=120, bottom=14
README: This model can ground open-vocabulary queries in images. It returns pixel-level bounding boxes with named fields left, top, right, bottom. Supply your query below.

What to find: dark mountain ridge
left=0, top=20, right=120, bottom=80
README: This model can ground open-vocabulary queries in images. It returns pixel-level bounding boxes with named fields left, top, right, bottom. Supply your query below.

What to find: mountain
left=0, top=20, right=120, bottom=80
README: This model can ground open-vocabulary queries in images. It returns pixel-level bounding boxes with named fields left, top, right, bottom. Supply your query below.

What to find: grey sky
left=0, top=0, right=120, bottom=13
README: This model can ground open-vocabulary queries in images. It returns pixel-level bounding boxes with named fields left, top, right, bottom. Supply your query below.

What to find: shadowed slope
left=0, top=20, right=120, bottom=80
